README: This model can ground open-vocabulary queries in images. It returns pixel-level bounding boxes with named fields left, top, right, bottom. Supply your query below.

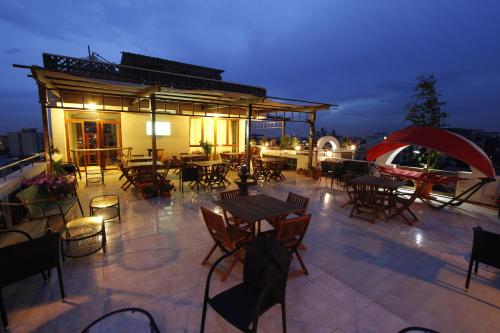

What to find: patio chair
left=157, top=160, right=171, bottom=181
left=200, top=207, right=252, bottom=281
left=251, top=158, right=267, bottom=180
left=0, top=230, right=65, bottom=329
left=259, top=214, right=311, bottom=275
left=60, top=161, right=81, bottom=180
left=265, top=192, right=309, bottom=229
left=81, top=307, right=161, bottom=333
left=219, top=189, right=250, bottom=229
left=200, top=238, right=291, bottom=333
left=208, top=164, right=229, bottom=189
left=465, top=226, right=500, bottom=290
left=179, top=166, right=200, bottom=192
left=387, top=185, right=423, bottom=225
left=398, top=327, right=440, bottom=333
left=86, top=165, right=104, bottom=185
left=319, top=161, right=332, bottom=183
left=16, top=183, right=84, bottom=225
left=331, top=163, right=346, bottom=187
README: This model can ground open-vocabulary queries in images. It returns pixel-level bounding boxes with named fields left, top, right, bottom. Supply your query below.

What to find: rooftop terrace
left=2, top=170, right=499, bottom=333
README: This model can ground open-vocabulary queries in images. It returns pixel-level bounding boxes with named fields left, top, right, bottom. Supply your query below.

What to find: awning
left=366, top=126, right=496, bottom=180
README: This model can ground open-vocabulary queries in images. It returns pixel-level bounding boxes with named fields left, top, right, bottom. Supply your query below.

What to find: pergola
left=14, top=53, right=333, bottom=181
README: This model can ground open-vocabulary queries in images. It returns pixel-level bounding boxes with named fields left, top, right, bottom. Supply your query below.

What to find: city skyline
left=1, top=1, right=500, bottom=136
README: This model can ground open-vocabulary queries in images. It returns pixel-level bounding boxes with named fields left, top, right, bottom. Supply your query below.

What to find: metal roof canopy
left=14, top=65, right=333, bottom=123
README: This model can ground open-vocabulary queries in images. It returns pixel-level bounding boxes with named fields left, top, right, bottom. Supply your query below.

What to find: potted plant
left=199, top=140, right=213, bottom=159
left=22, top=174, right=75, bottom=200
left=159, top=180, right=175, bottom=197
left=140, top=183, right=158, bottom=199
left=310, top=166, right=322, bottom=180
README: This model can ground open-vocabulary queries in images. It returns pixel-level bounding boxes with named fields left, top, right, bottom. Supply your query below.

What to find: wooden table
left=192, top=160, right=225, bottom=187
left=347, top=176, right=405, bottom=222
left=127, top=156, right=152, bottom=163
left=127, top=161, right=163, bottom=168
left=214, top=194, right=301, bottom=227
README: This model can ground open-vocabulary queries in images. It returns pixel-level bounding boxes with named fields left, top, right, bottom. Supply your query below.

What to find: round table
left=62, top=216, right=106, bottom=258
left=90, top=195, right=121, bottom=223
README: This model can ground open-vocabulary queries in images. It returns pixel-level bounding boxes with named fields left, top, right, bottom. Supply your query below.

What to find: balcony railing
left=0, top=153, right=46, bottom=181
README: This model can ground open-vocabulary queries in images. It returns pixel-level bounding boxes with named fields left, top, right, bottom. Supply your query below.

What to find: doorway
left=65, top=112, right=121, bottom=169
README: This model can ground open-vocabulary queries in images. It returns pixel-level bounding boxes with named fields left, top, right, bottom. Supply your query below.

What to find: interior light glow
left=146, top=121, right=171, bottom=136
left=87, top=103, right=97, bottom=110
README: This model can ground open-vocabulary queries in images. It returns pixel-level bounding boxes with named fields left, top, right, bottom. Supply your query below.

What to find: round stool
left=62, top=216, right=105, bottom=258
left=90, top=195, right=120, bottom=223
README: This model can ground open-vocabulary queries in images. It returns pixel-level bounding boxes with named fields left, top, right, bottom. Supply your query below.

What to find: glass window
left=190, top=118, right=203, bottom=145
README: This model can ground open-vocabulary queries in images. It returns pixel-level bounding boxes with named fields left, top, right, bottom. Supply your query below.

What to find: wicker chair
left=0, top=230, right=65, bottom=329
left=465, top=226, right=500, bottom=290
left=200, top=207, right=252, bottom=281
left=200, top=238, right=291, bottom=333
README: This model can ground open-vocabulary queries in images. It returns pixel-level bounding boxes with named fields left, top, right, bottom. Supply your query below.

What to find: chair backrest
left=200, top=207, right=232, bottom=248
left=180, top=167, right=199, bottom=182
left=243, top=238, right=291, bottom=307
left=16, top=185, right=49, bottom=218
left=275, top=215, right=311, bottom=249
left=320, top=161, right=330, bottom=171
left=398, top=327, right=440, bottom=333
left=0, top=231, right=60, bottom=287
left=81, top=307, right=161, bottom=333
left=220, top=189, right=240, bottom=200
left=286, top=192, right=309, bottom=216
left=471, top=226, right=500, bottom=268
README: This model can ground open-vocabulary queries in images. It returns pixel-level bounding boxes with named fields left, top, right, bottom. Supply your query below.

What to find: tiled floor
left=2, top=170, right=499, bottom=332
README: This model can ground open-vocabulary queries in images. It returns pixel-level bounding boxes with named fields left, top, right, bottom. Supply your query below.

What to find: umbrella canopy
left=366, top=126, right=496, bottom=180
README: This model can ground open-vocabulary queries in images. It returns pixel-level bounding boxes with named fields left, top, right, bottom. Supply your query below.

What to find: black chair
left=179, top=166, right=200, bottom=192
left=60, top=161, right=81, bottom=180
left=319, top=161, right=332, bottom=183
left=465, top=226, right=500, bottom=290
left=81, top=307, right=161, bottom=333
left=0, top=230, right=65, bottom=329
left=398, top=327, right=440, bottom=333
left=200, top=238, right=291, bottom=333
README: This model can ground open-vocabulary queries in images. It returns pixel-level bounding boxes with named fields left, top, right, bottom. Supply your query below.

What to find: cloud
left=3, top=47, right=21, bottom=55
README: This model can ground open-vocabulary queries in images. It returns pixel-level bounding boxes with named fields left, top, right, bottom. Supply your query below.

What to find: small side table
left=90, top=195, right=121, bottom=223
left=62, top=216, right=106, bottom=258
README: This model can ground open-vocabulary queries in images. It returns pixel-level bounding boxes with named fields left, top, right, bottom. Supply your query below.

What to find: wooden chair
left=465, top=226, right=500, bottom=290
left=219, top=189, right=251, bottom=230
left=251, top=158, right=267, bottom=180
left=265, top=192, right=309, bottom=229
left=387, top=185, right=423, bottom=225
left=200, top=207, right=252, bottom=281
left=200, top=238, right=291, bottom=333
left=0, top=230, right=65, bottom=329
left=208, top=164, right=228, bottom=189
left=179, top=166, right=200, bottom=192
left=260, top=215, right=311, bottom=275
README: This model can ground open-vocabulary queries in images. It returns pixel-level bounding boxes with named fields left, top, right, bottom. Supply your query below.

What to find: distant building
left=6, top=128, right=44, bottom=157
left=0, top=135, right=8, bottom=153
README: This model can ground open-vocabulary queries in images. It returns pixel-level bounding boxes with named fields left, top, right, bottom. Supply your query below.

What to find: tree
left=405, top=75, right=449, bottom=168
left=405, top=75, right=448, bottom=127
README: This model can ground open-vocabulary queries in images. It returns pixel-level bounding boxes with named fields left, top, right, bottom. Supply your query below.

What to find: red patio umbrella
left=366, top=126, right=496, bottom=180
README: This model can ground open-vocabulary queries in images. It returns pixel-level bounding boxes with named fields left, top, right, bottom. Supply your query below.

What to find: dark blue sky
left=1, top=0, right=499, bottom=137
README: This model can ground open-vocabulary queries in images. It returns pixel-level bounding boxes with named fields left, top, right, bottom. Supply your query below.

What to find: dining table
left=126, top=161, right=164, bottom=173
left=346, top=175, right=406, bottom=222
left=214, top=194, right=302, bottom=233
left=191, top=160, right=225, bottom=187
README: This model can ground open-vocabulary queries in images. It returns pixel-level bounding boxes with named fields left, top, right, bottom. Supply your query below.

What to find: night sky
left=1, top=0, right=499, bottom=137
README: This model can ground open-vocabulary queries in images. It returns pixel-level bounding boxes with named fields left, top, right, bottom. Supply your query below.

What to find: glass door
left=100, top=122, right=120, bottom=167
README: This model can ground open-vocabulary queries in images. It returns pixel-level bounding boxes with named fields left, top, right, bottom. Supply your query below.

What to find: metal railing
left=0, top=153, right=46, bottom=181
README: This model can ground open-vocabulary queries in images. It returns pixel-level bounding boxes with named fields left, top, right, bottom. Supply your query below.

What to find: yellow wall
left=121, top=113, right=190, bottom=158
left=50, top=108, right=67, bottom=160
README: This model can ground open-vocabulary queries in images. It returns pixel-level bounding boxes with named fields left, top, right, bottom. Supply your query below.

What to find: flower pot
left=311, top=168, right=321, bottom=180
left=417, top=181, right=434, bottom=198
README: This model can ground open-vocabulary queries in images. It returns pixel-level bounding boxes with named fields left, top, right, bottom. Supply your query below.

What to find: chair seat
left=209, top=282, right=274, bottom=331
left=227, top=225, right=251, bottom=243
left=29, top=197, right=77, bottom=219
